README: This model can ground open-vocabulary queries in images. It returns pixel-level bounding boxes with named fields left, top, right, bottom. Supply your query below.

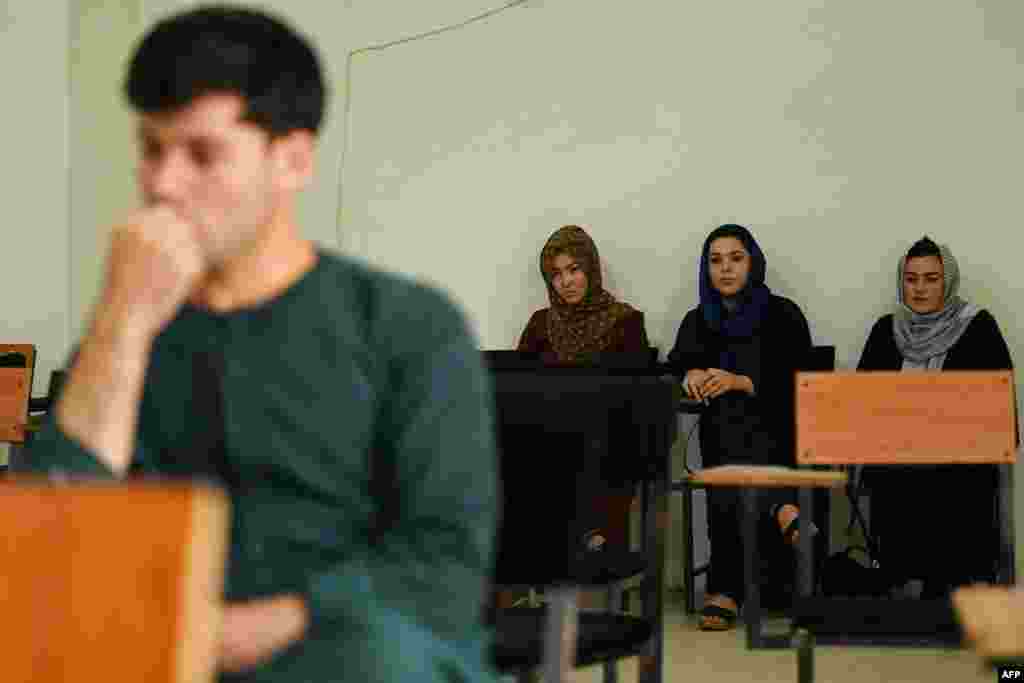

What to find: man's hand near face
left=55, top=208, right=310, bottom=670
left=98, top=205, right=208, bottom=340
left=56, top=205, right=208, bottom=476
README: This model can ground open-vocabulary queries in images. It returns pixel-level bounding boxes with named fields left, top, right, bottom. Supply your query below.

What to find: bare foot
left=776, top=504, right=800, bottom=545
left=582, top=530, right=606, bottom=552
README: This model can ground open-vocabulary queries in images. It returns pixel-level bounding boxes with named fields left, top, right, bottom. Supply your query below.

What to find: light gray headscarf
left=893, top=240, right=979, bottom=369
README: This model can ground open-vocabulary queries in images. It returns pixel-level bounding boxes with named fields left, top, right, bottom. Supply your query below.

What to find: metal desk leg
left=602, top=652, right=619, bottom=683
left=794, top=628, right=815, bottom=683
left=999, top=463, right=1015, bottom=584
left=743, top=487, right=763, bottom=648
left=683, top=483, right=696, bottom=614
left=638, top=476, right=666, bottom=683
left=798, top=486, right=814, bottom=599
left=744, top=487, right=795, bottom=649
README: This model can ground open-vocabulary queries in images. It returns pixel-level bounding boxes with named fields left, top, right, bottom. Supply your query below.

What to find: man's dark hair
left=124, top=5, right=326, bottom=137
left=906, top=235, right=942, bottom=261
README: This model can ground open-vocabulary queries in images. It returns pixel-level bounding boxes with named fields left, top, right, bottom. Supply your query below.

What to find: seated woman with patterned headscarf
left=517, top=225, right=650, bottom=556
left=518, top=225, right=649, bottom=362
left=858, top=236, right=1014, bottom=600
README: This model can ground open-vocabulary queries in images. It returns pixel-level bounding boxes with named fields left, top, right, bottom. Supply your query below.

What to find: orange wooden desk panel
left=796, top=370, right=1016, bottom=466
left=687, top=465, right=847, bottom=489
left=0, top=481, right=229, bottom=683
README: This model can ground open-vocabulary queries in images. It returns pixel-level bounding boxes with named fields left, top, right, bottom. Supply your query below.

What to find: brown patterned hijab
left=539, top=225, right=635, bottom=361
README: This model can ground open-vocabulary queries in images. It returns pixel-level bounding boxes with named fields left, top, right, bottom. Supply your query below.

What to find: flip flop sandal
left=700, top=604, right=738, bottom=631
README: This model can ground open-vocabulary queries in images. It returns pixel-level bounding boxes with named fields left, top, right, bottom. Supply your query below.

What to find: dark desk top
left=490, top=371, right=677, bottom=431
left=489, top=370, right=679, bottom=497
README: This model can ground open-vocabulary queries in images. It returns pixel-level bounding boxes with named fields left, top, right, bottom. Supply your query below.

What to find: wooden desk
left=953, top=585, right=1024, bottom=661
left=0, top=480, right=229, bottom=682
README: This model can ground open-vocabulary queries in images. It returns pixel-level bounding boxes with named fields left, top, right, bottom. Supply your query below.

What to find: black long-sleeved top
left=516, top=308, right=650, bottom=356
left=21, top=249, right=500, bottom=683
left=857, top=310, right=1012, bottom=374
left=857, top=310, right=1014, bottom=585
left=667, top=295, right=812, bottom=470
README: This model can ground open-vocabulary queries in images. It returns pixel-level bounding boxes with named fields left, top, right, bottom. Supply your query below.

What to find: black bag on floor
left=821, top=547, right=893, bottom=598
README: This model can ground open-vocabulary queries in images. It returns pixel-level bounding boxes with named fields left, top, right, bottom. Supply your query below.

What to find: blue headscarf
left=698, top=224, right=772, bottom=370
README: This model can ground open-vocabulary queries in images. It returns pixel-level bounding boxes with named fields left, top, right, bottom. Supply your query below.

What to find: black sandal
left=699, top=603, right=738, bottom=631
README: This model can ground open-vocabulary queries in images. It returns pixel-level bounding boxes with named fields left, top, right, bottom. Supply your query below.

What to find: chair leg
left=603, top=584, right=625, bottom=681
left=998, top=463, right=1015, bottom=583
left=541, top=587, right=579, bottom=683
left=607, top=584, right=623, bottom=613
left=794, top=628, right=814, bottom=683
left=602, top=658, right=619, bottom=683
left=683, top=483, right=696, bottom=614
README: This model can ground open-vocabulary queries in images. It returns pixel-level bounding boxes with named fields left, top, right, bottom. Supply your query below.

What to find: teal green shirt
left=23, top=249, right=500, bottom=683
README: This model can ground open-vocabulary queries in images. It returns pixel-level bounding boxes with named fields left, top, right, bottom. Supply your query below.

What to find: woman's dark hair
left=906, top=236, right=942, bottom=261
left=124, top=5, right=326, bottom=137
left=705, top=224, right=753, bottom=254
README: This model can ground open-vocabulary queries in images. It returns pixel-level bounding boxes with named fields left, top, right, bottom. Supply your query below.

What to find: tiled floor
left=559, top=592, right=995, bottom=683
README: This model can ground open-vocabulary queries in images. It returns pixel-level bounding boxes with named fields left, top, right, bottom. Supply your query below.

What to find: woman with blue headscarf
left=668, top=224, right=813, bottom=630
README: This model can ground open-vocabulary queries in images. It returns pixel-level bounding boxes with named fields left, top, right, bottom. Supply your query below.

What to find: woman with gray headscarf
left=858, top=236, right=1014, bottom=599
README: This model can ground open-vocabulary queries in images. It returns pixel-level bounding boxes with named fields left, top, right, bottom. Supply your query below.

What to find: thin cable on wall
left=334, top=0, right=533, bottom=249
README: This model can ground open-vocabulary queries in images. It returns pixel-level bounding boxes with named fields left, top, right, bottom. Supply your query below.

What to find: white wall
left=8, top=0, right=1020, bottom=582
left=339, top=0, right=1023, bottom=374
left=69, top=1, right=143, bottom=341
left=0, top=2, right=71, bottom=396
left=0, top=0, right=142, bottom=393
left=326, top=0, right=1024, bottom=585
left=0, top=2, right=72, bottom=463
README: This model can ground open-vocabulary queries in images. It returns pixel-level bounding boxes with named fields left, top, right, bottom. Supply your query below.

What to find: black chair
left=28, top=368, right=66, bottom=415
left=484, top=358, right=676, bottom=682
left=674, top=345, right=836, bottom=615
left=673, top=395, right=705, bottom=615
left=486, top=346, right=663, bottom=580
left=9, top=368, right=65, bottom=470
